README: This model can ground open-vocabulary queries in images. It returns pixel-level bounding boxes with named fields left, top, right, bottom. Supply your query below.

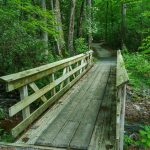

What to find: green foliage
left=139, top=36, right=150, bottom=54
left=123, top=52, right=150, bottom=89
left=93, top=0, right=150, bottom=50
left=0, top=0, right=57, bottom=75
left=0, top=107, right=5, bottom=120
left=138, top=126, right=150, bottom=148
left=0, top=107, right=14, bottom=142
left=75, top=38, right=88, bottom=54
left=0, top=130, right=14, bottom=143
left=124, top=134, right=135, bottom=146
left=124, top=126, right=150, bottom=149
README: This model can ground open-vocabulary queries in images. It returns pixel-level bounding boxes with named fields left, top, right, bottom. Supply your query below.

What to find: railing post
left=60, top=68, right=67, bottom=89
left=89, top=51, right=93, bottom=65
left=19, top=85, right=30, bottom=119
left=51, top=73, right=56, bottom=96
left=119, top=84, right=127, bottom=150
left=66, top=66, right=70, bottom=83
left=116, top=88, right=121, bottom=150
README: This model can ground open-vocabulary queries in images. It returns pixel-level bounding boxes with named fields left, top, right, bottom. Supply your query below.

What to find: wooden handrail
left=116, top=50, right=129, bottom=87
left=116, top=50, right=129, bottom=150
left=0, top=50, right=93, bottom=137
left=0, top=50, right=93, bottom=92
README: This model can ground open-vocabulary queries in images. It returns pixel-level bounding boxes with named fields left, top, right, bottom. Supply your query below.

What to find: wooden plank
left=93, top=67, right=111, bottom=100
left=51, top=73, right=56, bottom=96
left=70, top=67, right=110, bottom=150
left=88, top=113, right=106, bottom=150
left=68, top=70, right=105, bottom=123
left=67, top=65, right=105, bottom=123
left=29, top=82, right=47, bottom=103
left=119, top=84, right=127, bottom=150
left=36, top=117, right=67, bottom=146
left=88, top=68, right=116, bottom=150
left=60, top=68, right=67, bottom=90
left=0, top=51, right=93, bottom=92
left=35, top=65, right=100, bottom=146
left=116, top=88, right=121, bottom=141
left=66, top=66, right=70, bottom=83
left=69, top=65, right=76, bottom=79
left=0, top=142, right=66, bottom=150
left=52, top=122, right=79, bottom=147
left=81, top=100, right=101, bottom=125
left=11, top=65, right=93, bottom=137
left=116, top=50, right=129, bottom=87
left=9, top=63, right=87, bottom=117
left=70, top=123, right=94, bottom=150
left=68, top=98, right=91, bottom=122
left=17, top=65, right=95, bottom=145
left=69, top=100, right=101, bottom=149
left=19, top=85, right=30, bottom=119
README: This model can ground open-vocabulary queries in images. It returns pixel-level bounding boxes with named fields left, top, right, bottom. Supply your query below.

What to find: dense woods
left=0, top=0, right=149, bottom=149
left=0, top=0, right=149, bottom=75
left=0, top=0, right=92, bottom=75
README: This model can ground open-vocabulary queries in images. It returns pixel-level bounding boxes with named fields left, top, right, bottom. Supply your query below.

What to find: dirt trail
left=92, top=43, right=116, bottom=65
left=92, top=43, right=112, bottom=57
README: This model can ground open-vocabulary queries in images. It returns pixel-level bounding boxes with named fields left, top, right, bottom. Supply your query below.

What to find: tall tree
left=68, top=0, right=76, bottom=55
left=86, top=0, right=92, bottom=49
left=105, top=0, right=109, bottom=42
left=40, top=0, right=49, bottom=57
left=51, top=0, right=65, bottom=56
left=77, top=0, right=85, bottom=38
left=121, top=2, right=127, bottom=49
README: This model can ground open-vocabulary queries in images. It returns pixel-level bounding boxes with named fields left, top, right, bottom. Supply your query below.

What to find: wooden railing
left=116, top=50, right=129, bottom=150
left=0, top=50, right=93, bottom=138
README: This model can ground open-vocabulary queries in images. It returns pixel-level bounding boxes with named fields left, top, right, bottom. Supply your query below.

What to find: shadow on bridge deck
left=17, top=60, right=116, bottom=150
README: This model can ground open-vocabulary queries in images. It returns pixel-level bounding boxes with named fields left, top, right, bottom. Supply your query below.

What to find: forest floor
left=125, top=85, right=150, bottom=149
left=126, top=85, right=150, bottom=125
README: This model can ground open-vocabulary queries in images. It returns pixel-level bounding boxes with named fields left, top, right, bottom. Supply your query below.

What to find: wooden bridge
left=0, top=47, right=128, bottom=150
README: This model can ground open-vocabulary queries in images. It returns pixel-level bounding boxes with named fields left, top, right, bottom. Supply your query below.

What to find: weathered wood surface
left=16, top=69, right=93, bottom=145
left=116, top=50, right=129, bottom=87
left=12, top=65, right=92, bottom=138
left=15, top=62, right=117, bottom=150
left=0, top=51, right=92, bottom=92
left=0, top=49, right=119, bottom=149
left=9, top=63, right=87, bottom=117
left=88, top=67, right=116, bottom=150
left=0, top=142, right=66, bottom=150
left=0, top=51, right=93, bottom=138
left=116, top=50, right=128, bottom=150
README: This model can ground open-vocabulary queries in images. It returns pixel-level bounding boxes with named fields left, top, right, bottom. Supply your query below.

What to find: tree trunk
left=40, top=0, right=49, bottom=57
left=51, top=0, right=65, bottom=56
left=77, top=0, right=85, bottom=38
left=105, top=1, right=109, bottom=42
left=68, top=0, right=76, bottom=56
left=121, top=3, right=127, bottom=49
left=86, top=0, right=92, bottom=49
left=110, top=1, right=114, bottom=36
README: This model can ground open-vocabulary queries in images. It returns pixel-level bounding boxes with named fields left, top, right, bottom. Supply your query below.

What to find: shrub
left=123, top=52, right=150, bottom=89
left=75, top=38, right=88, bottom=54
left=0, top=107, right=5, bottom=120
left=138, top=126, right=150, bottom=148
left=124, top=126, right=150, bottom=149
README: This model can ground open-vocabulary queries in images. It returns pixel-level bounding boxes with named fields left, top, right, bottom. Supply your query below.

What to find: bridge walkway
left=16, top=61, right=116, bottom=150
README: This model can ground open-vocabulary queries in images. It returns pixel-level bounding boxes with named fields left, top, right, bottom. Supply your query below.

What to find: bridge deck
left=17, top=62, right=116, bottom=150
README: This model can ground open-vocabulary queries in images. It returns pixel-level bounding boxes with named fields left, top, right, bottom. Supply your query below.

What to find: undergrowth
left=123, top=51, right=150, bottom=92
left=0, top=107, right=14, bottom=142
left=124, top=125, right=150, bottom=149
